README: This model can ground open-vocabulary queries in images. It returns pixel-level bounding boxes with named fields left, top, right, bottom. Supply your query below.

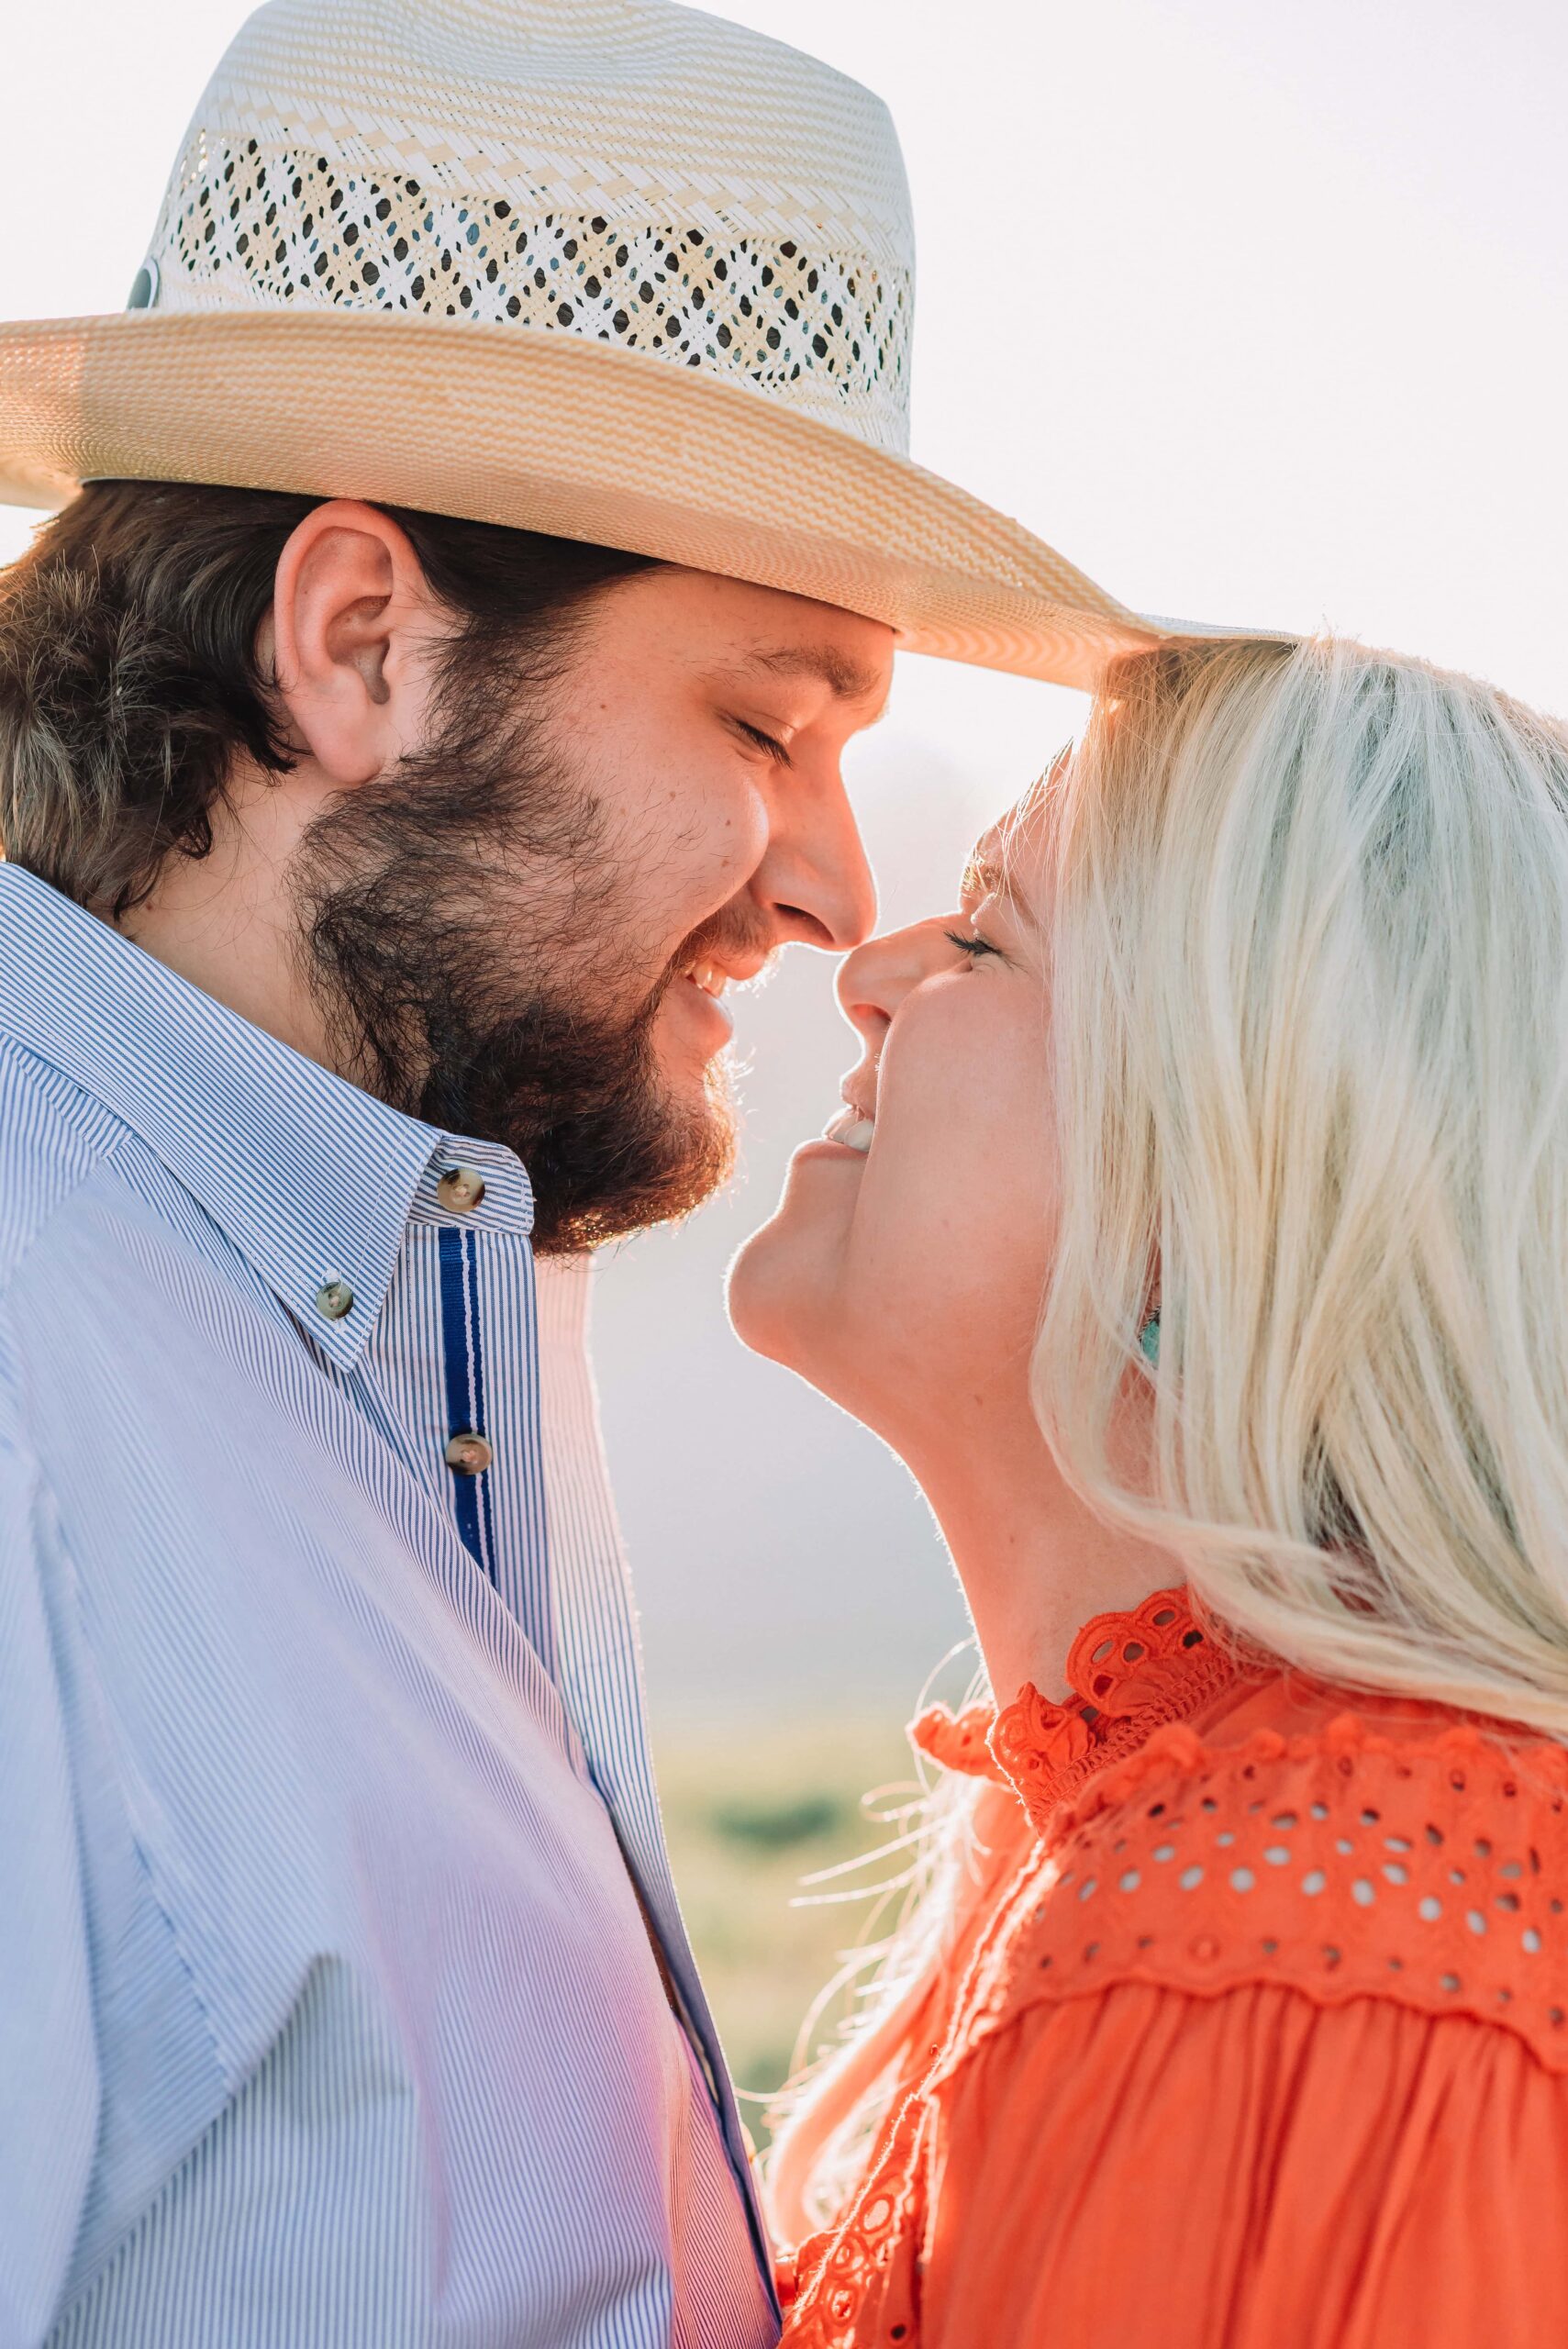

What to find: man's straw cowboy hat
left=0, top=0, right=1174, bottom=689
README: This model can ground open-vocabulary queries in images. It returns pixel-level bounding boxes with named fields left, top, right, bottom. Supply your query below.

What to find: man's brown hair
left=0, top=481, right=652, bottom=918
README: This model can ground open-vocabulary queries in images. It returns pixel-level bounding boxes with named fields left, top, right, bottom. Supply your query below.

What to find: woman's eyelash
left=943, top=926, right=1000, bottom=960
left=734, top=719, right=791, bottom=764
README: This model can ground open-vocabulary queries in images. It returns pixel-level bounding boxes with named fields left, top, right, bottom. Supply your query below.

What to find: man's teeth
left=689, top=964, right=724, bottom=997
left=822, top=1107, right=875, bottom=1154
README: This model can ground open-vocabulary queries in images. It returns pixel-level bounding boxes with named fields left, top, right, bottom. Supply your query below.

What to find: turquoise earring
left=1140, top=1313, right=1161, bottom=1364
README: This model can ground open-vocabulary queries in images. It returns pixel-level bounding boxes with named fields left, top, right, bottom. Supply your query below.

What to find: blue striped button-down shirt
left=0, top=863, right=777, bottom=2349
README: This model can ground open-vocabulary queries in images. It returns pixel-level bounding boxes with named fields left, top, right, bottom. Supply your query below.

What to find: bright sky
left=5, top=1, right=1566, bottom=1699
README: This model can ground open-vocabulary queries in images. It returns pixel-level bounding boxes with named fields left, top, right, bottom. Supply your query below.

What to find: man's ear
left=264, top=501, right=447, bottom=788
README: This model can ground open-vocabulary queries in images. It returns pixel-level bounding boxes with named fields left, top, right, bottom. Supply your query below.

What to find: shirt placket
left=366, top=1166, right=773, bottom=2282
left=530, top=1257, right=773, bottom=2262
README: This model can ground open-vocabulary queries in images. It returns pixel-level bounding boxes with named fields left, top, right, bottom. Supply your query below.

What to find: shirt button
left=437, top=1165, right=486, bottom=1213
left=314, top=1277, right=354, bottom=1320
left=445, top=1431, right=493, bottom=1475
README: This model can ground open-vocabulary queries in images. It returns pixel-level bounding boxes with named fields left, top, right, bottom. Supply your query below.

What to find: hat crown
left=142, top=0, right=915, bottom=453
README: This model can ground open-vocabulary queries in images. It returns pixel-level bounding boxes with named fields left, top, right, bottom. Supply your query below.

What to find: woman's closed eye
left=944, top=925, right=1002, bottom=961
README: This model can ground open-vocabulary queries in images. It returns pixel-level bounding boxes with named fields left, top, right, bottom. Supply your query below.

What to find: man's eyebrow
left=741, top=643, right=889, bottom=711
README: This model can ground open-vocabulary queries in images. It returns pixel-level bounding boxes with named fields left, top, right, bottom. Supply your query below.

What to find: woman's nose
left=836, top=916, right=946, bottom=1042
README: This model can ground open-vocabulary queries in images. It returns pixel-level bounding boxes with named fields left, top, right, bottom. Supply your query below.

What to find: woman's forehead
left=962, top=767, right=1068, bottom=902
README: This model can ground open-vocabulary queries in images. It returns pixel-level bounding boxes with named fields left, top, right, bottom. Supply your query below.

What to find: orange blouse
left=778, top=1589, right=1568, bottom=2348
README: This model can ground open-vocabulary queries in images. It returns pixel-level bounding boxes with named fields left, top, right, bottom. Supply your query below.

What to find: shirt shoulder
left=947, top=1693, right=1568, bottom=2077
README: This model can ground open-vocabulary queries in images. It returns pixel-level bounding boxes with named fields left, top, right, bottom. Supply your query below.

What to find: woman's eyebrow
left=960, top=851, right=1012, bottom=903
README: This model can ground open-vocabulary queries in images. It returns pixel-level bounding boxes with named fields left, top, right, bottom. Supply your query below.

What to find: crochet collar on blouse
left=912, top=1586, right=1240, bottom=1833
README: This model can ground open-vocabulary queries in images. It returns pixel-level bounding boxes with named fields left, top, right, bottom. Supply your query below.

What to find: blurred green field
left=653, top=1708, right=921, bottom=2147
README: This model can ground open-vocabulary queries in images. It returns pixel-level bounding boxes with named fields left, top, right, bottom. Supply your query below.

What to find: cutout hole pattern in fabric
left=159, top=136, right=912, bottom=449
left=974, top=1719, right=1568, bottom=2069
left=779, top=2100, right=926, bottom=2349
left=988, top=1586, right=1240, bottom=1830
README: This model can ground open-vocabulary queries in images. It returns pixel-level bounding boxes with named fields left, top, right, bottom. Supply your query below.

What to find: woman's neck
left=907, top=1407, right=1184, bottom=1705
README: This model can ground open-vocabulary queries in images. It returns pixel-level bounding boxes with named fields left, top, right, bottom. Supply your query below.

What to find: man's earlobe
left=269, top=500, right=435, bottom=790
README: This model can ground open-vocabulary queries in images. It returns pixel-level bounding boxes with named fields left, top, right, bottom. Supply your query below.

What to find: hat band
left=152, top=134, right=913, bottom=453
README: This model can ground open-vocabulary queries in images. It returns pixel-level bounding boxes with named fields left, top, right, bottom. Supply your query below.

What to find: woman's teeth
left=822, top=1106, right=875, bottom=1154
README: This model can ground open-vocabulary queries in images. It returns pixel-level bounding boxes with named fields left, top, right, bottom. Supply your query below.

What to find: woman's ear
left=263, top=500, right=448, bottom=788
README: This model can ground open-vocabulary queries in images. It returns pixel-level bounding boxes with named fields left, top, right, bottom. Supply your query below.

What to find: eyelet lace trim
left=908, top=1698, right=1005, bottom=1783
left=911, top=1586, right=1240, bottom=1831
left=777, top=2098, right=928, bottom=2346
left=788, top=1591, right=1238, bottom=2346
left=953, top=1715, right=1568, bottom=2076
left=786, top=1663, right=1568, bottom=2347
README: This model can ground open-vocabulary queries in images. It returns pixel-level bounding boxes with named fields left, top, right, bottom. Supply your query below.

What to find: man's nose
left=759, top=778, right=878, bottom=952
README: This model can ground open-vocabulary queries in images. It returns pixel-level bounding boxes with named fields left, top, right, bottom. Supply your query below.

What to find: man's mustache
left=653, top=905, right=781, bottom=1006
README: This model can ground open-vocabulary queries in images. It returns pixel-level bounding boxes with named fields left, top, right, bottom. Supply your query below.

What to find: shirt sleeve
left=0, top=1317, right=100, bottom=2348
left=918, top=1975, right=1568, bottom=2349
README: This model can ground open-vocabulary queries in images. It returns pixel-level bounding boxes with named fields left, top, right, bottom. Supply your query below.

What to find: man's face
left=295, top=565, right=893, bottom=1249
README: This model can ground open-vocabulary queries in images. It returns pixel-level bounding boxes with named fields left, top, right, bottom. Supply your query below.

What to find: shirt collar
left=0, top=864, right=534, bottom=1368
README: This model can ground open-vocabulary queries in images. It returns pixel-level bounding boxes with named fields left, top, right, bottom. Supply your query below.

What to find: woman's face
left=728, top=808, right=1057, bottom=1451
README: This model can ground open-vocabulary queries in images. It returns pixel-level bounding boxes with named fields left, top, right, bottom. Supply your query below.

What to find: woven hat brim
left=0, top=310, right=1168, bottom=690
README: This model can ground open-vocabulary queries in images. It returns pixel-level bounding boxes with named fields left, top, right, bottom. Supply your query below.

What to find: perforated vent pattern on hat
left=160, top=136, right=911, bottom=451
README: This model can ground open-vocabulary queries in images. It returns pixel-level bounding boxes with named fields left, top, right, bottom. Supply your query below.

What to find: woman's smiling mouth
left=820, top=1089, right=876, bottom=1154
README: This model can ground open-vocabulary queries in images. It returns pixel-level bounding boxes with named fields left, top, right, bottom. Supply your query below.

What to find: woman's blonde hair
left=1038, top=633, right=1568, bottom=1735
left=769, top=631, right=1568, bottom=2235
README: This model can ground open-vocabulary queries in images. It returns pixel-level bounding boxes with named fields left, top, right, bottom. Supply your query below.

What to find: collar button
left=314, top=1277, right=354, bottom=1321
left=437, top=1165, right=487, bottom=1213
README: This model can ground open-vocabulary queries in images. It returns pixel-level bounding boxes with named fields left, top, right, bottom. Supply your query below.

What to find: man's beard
left=288, top=676, right=748, bottom=1253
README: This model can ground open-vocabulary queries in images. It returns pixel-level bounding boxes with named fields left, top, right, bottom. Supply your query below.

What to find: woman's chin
left=727, top=1218, right=808, bottom=1366
left=727, top=1170, right=855, bottom=1372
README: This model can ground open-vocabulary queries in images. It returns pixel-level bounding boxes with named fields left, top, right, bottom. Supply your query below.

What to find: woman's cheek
left=857, top=1064, right=987, bottom=1319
